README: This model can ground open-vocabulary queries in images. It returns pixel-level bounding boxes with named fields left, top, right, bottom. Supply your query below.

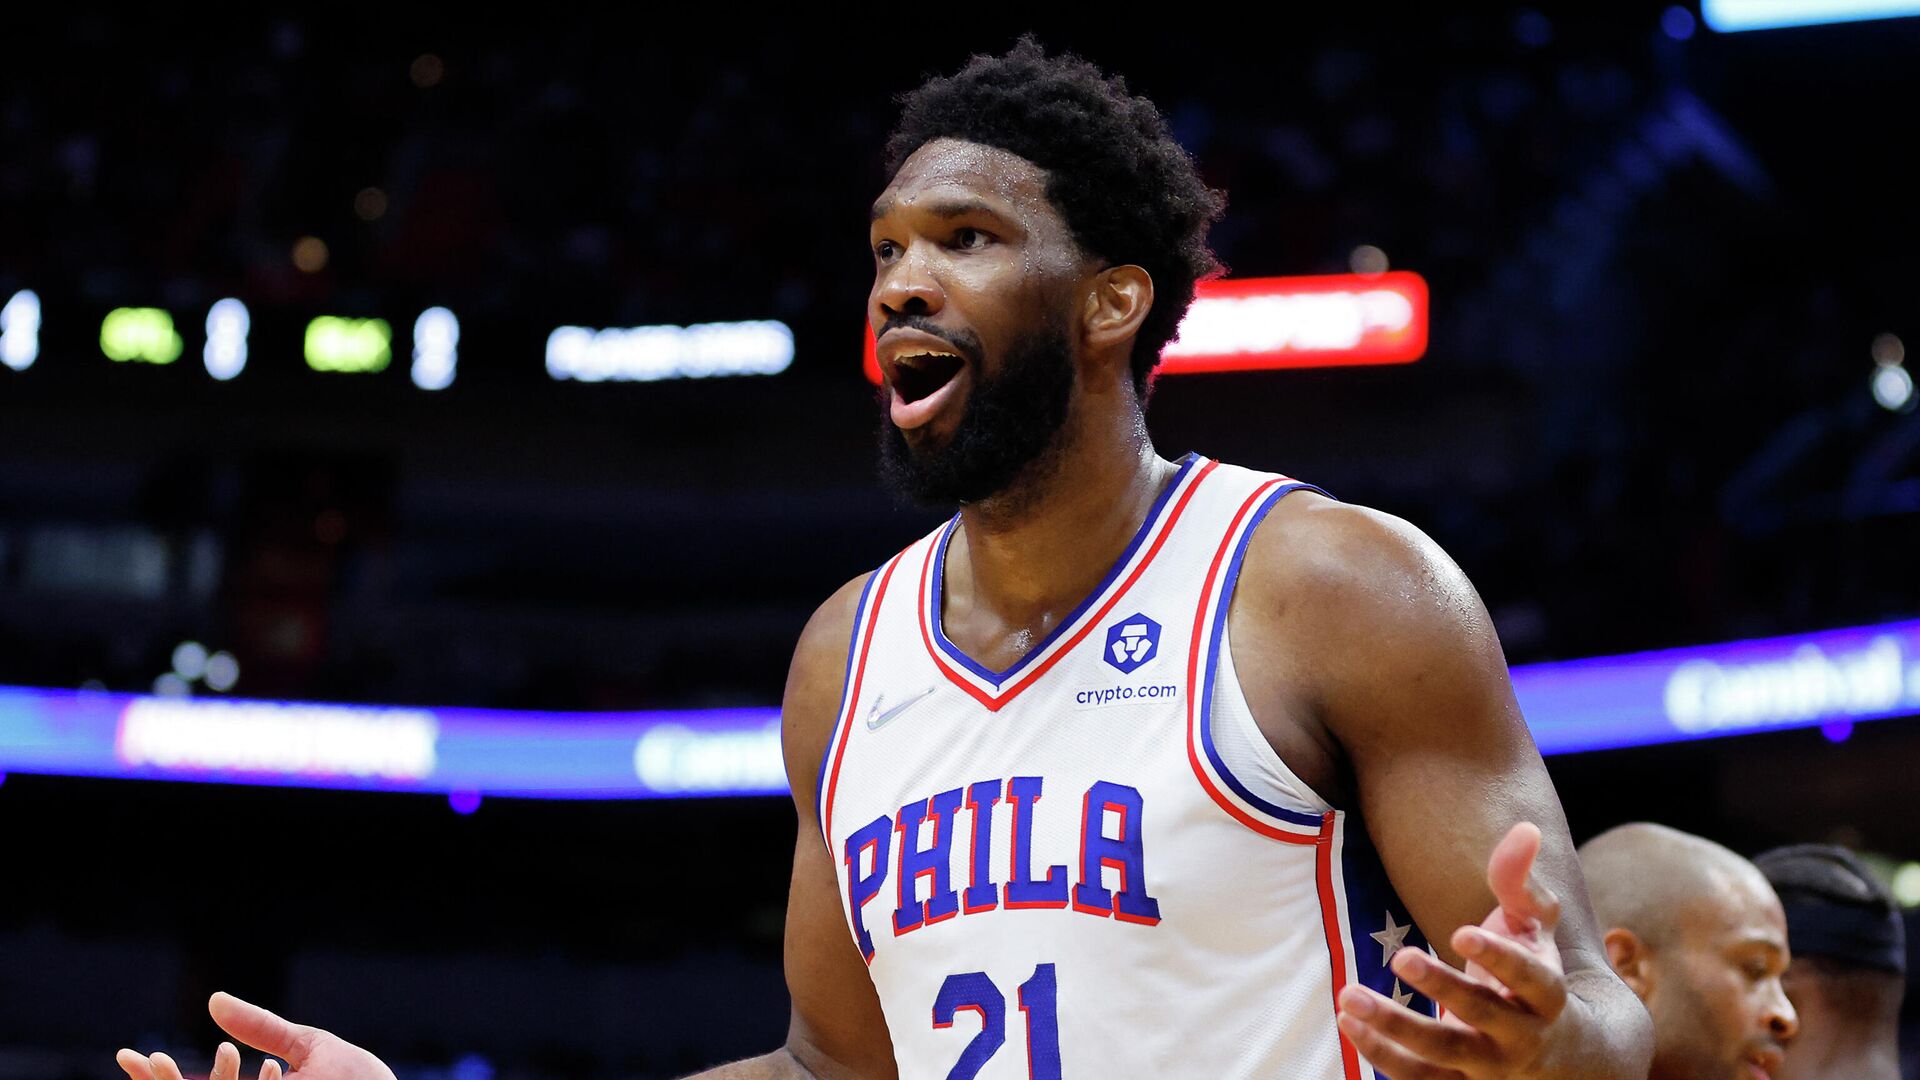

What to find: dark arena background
left=5, top=7, right=1920, bottom=1078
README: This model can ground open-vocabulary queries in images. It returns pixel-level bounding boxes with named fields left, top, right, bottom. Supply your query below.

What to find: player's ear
left=1081, top=264, right=1153, bottom=356
left=1602, top=927, right=1654, bottom=999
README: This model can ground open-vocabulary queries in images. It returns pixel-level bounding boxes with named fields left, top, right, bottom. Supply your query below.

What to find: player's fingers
left=1388, top=948, right=1540, bottom=1042
left=1453, top=925, right=1569, bottom=1020
left=1339, top=984, right=1494, bottom=1066
left=148, top=1052, right=186, bottom=1080
left=1336, top=995, right=1472, bottom=1080
left=211, top=1041, right=241, bottom=1080
left=1486, top=822, right=1560, bottom=934
left=115, top=1050, right=158, bottom=1080
left=210, top=992, right=315, bottom=1064
left=260, top=1059, right=284, bottom=1080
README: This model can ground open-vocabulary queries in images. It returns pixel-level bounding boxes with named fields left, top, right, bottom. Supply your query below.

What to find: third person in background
left=1580, top=823, right=1797, bottom=1080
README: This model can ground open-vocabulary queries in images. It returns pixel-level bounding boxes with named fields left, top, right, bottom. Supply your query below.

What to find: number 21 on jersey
left=933, top=963, right=1060, bottom=1079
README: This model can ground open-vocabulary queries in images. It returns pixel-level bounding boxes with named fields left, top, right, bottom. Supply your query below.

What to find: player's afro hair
left=885, top=37, right=1226, bottom=400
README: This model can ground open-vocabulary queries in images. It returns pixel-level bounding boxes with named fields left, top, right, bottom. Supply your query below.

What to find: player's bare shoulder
left=781, top=573, right=872, bottom=825
left=1241, top=491, right=1493, bottom=646
left=1235, top=490, right=1509, bottom=729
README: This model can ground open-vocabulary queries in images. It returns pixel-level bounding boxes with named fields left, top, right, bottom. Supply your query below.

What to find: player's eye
left=954, top=227, right=989, bottom=250
left=873, top=239, right=898, bottom=261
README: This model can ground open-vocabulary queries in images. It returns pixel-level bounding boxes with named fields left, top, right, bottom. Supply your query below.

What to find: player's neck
left=949, top=397, right=1173, bottom=637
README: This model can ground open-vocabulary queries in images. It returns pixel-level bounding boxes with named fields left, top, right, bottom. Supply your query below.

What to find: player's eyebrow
left=1724, top=932, right=1788, bottom=959
left=869, top=196, right=1008, bottom=224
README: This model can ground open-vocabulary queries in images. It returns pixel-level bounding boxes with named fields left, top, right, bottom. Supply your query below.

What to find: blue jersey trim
left=814, top=567, right=880, bottom=838
left=1339, top=820, right=1439, bottom=1020
left=1197, top=480, right=1333, bottom=830
left=929, top=452, right=1202, bottom=687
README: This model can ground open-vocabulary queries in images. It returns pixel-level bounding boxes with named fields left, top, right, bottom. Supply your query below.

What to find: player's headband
left=1781, top=897, right=1906, bottom=976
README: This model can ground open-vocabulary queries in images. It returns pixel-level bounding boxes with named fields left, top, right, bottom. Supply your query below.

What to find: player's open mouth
left=888, top=351, right=968, bottom=430
left=892, top=352, right=965, bottom=404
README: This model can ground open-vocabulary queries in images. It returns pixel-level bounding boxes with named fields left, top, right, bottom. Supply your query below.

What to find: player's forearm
left=682, top=1047, right=818, bottom=1079
left=1536, top=966, right=1653, bottom=1079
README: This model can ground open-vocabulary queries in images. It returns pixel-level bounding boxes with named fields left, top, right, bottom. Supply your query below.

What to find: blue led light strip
left=2, top=618, right=1916, bottom=798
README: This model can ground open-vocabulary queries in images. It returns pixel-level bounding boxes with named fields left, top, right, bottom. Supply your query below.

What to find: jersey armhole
left=1211, top=614, right=1337, bottom=816
left=1186, top=478, right=1339, bottom=837
left=813, top=564, right=884, bottom=843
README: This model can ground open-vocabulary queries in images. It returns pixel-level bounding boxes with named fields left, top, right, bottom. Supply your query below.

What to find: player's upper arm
left=776, top=575, right=898, bottom=1079
left=1243, top=499, right=1609, bottom=973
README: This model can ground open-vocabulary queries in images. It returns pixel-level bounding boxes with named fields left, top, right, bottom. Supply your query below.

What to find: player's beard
left=877, top=312, right=1076, bottom=511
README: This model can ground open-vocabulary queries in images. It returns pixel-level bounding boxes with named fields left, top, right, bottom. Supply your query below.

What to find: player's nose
left=1762, top=979, right=1799, bottom=1043
left=873, top=247, right=945, bottom=323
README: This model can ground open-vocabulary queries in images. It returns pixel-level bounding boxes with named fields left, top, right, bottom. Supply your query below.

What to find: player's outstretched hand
left=1335, top=822, right=1571, bottom=1079
left=117, top=992, right=396, bottom=1080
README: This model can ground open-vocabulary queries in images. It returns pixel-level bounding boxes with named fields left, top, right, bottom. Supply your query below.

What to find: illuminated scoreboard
left=0, top=289, right=795, bottom=393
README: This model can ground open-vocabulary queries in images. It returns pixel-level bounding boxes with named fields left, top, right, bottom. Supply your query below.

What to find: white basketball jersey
left=816, top=455, right=1435, bottom=1079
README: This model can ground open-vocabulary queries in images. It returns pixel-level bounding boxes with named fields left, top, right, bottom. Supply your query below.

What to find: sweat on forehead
left=871, top=140, right=1055, bottom=222
left=1579, top=823, right=1779, bottom=944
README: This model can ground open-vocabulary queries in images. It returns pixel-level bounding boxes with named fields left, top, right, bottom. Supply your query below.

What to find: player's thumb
left=1488, top=821, right=1560, bottom=932
left=209, top=992, right=314, bottom=1063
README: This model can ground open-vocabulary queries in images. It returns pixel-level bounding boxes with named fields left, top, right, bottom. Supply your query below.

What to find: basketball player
left=1580, top=824, right=1798, bottom=1080
left=1754, top=844, right=1905, bottom=1080
left=117, top=39, right=1651, bottom=1080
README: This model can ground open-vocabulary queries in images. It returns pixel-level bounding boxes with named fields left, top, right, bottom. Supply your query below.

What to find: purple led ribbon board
left=1511, top=618, right=1920, bottom=754
left=1, top=619, right=1916, bottom=798
left=0, top=690, right=783, bottom=799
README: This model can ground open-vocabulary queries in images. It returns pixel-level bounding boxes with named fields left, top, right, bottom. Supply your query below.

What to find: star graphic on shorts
left=1391, top=979, right=1413, bottom=1009
left=1371, top=911, right=1412, bottom=965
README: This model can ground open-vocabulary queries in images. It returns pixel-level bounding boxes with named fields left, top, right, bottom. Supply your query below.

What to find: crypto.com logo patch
left=1104, top=614, right=1161, bottom=675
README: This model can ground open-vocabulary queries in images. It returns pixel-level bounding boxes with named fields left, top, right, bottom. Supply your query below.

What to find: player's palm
left=1442, top=823, right=1565, bottom=1030
left=117, top=993, right=395, bottom=1080
left=1338, top=823, right=1573, bottom=1077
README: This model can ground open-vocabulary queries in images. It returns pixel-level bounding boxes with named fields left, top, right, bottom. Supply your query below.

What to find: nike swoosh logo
left=866, top=686, right=937, bottom=731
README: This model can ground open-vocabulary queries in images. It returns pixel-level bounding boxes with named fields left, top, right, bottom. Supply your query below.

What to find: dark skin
left=114, top=138, right=1652, bottom=1080
left=1603, top=879, right=1796, bottom=1079
left=752, top=138, right=1653, bottom=1078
